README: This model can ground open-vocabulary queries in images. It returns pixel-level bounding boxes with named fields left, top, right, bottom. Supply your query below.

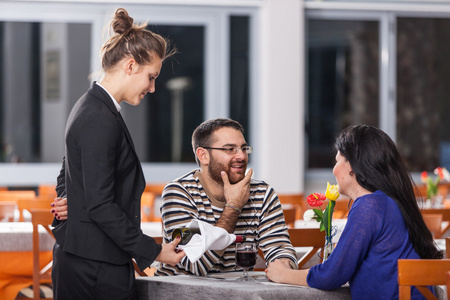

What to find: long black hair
left=334, top=124, right=442, bottom=259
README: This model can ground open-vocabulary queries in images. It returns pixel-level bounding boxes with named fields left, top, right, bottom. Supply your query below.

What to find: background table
left=136, top=272, right=351, bottom=300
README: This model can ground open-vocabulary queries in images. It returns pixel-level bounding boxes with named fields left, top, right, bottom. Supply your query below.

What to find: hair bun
left=111, top=8, right=134, bottom=35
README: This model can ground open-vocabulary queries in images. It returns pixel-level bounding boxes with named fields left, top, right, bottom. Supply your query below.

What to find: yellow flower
left=325, top=182, right=339, bottom=201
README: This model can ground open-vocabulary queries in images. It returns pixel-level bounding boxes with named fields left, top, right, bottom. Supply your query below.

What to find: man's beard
left=208, top=158, right=247, bottom=185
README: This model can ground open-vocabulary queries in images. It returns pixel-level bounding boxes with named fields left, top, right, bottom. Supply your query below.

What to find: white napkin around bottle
left=178, top=219, right=238, bottom=263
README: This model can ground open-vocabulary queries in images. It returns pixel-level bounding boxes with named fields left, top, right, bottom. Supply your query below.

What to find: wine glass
left=235, top=242, right=257, bottom=281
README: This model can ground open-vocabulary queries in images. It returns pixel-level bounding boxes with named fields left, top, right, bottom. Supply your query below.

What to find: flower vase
left=323, top=236, right=334, bottom=262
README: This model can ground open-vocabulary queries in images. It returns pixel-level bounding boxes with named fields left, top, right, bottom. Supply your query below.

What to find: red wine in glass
left=236, top=251, right=257, bottom=268
left=235, top=242, right=257, bottom=281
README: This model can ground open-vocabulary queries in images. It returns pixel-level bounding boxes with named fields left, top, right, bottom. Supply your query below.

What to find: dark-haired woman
left=266, top=125, right=441, bottom=299
left=51, top=8, right=184, bottom=299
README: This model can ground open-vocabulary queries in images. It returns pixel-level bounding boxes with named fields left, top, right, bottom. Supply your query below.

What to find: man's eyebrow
left=221, top=143, right=248, bottom=147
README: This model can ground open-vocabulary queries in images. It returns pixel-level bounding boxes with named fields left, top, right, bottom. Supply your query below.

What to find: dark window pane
left=307, top=19, right=379, bottom=168
left=230, top=16, right=250, bottom=140
left=396, top=17, right=450, bottom=172
left=145, top=25, right=204, bottom=162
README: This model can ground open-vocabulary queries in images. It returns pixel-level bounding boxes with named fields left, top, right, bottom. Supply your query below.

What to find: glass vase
left=323, top=236, right=334, bottom=262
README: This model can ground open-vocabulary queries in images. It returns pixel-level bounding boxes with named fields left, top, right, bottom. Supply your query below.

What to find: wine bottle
left=171, top=226, right=201, bottom=245
left=171, top=226, right=247, bottom=245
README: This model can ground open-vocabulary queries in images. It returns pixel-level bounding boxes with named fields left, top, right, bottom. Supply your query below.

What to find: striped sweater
left=155, top=169, right=297, bottom=276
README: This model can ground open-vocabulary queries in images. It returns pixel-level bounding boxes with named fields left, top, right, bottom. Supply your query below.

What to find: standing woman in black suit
left=51, top=8, right=185, bottom=300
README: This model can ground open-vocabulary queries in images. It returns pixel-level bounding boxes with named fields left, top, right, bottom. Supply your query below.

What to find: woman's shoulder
left=352, top=191, right=395, bottom=217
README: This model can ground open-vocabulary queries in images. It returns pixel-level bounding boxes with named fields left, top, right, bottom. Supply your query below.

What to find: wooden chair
left=141, top=192, right=157, bottom=222
left=255, top=228, right=325, bottom=271
left=422, top=214, right=443, bottom=238
left=447, top=270, right=450, bottom=300
left=282, top=207, right=297, bottom=228
left=133, top=236, right=163, bottom=277
left=16, top=209, right=55, bottom=300
left=38, top=185, right=57, bottom=198
left=446, top=237, right=450, bottom=258
left=0, top=190, right=36, bottom=204
left=421, top=209, right=450, bottom=238
left=0, top=201, right=17, bottom=221
left=142, top=184, right=166, bottom=222
left=398, top=259, right=450, bottom=300
left=17, top=197, right=54, bottom=222
left=278, top=194, right=304, bottom=221
left=288, top=228, right=326, bottom=269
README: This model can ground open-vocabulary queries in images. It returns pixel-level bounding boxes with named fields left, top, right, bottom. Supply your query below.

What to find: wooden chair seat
left=398, top=259, right=450, bottom=300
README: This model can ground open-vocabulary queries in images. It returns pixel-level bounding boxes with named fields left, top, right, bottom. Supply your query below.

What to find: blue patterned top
left=307, top=190, right=428, bottom=299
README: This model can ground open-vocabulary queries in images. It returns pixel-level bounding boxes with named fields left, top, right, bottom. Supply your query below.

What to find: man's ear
left=196, top=147, right=210, bottom=166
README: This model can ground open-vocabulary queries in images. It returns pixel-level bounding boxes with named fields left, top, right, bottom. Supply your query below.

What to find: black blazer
left=53, top=83, right=160, bottom=271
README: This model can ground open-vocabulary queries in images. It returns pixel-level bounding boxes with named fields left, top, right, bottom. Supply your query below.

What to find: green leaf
left=319, top=222, right=325, bottom=232
left=313, top=208, right=323, bottom=220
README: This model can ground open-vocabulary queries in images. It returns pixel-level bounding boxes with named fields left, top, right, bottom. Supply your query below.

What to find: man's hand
left=265, top=259, right=293, bottom=283
left=51, top=197, right=68, bottom=220
left=221, top=168, right=253, bottom=209
left=155, top=236, right=186, bottom=266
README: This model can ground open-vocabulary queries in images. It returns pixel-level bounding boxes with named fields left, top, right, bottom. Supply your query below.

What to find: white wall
left=256, top=0, right=304, bottom=194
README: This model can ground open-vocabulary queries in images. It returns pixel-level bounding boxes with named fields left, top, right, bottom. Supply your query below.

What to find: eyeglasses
left=202, top=146, right=253, bottom=155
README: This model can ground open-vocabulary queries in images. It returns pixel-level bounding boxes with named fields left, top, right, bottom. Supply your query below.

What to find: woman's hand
left=155, top=236, right=185, bottom=266
left=51, top=197, right=68, bottom=220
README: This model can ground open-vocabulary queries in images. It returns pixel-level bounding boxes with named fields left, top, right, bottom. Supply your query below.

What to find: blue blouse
left=307, top=190, right=427, bottom=299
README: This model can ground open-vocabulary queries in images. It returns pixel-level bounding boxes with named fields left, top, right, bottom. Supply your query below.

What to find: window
left=396, top=17, right=450, bottom=172
left=306, top=18, right=380, bottom=168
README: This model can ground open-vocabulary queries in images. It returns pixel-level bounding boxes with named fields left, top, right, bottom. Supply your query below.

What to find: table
left=136, top=272, right=351, bottom=300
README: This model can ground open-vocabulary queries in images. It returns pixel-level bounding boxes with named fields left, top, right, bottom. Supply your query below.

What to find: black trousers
left=52, top=243, right=138, bottom=300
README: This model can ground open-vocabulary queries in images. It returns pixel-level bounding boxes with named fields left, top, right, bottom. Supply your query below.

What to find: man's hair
left=191, top=118, right=244, bottom=165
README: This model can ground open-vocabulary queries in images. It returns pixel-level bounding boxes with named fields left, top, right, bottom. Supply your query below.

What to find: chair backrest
left=0, top=201, right=17, bottom=221
left=17, top=197, right=54, bottom=222
left=31, top=209, right=55, bottom=300
left=142, top=184, right=166, bottom=222
left=281, top=206, right=297, bottom=228
left=0, top=191, right=36, bottom=205
left=37, top=185, right=57, bottom=197
left=278, top=194, right=304, bottom=221
left=447, top=271, right=450, bottom=300
left=288, top=228, right=326, bottom=268
left=398, top=259, right=450, bottom=300
left=446, top=237, right=450, bottom=259
left=422, top=213, right=443, bottom=238
left=141, top=192, right=157, bottom=222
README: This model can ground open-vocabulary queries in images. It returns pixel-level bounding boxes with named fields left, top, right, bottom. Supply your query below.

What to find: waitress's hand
left=51, top=197, right=68, bottom=220
left=155, top=236, right=185, bottom=266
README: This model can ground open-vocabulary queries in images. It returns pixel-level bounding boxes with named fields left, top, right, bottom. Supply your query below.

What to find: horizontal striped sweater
left=155, top=169, right=297, bottom=276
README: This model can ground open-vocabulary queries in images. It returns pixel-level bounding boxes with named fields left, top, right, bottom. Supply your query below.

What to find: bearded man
left=155, top=118, right=296, bottom=276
